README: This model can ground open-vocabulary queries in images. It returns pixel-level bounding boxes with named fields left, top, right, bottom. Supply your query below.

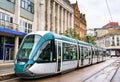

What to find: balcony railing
left=0, top=19, right=18, bottom=31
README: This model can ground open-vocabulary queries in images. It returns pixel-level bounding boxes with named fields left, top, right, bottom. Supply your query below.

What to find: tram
left=14, top=31, right=106, bottom=78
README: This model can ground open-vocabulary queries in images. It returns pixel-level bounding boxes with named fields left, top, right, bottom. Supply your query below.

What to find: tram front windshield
left=17, top=35, right=41, bottom=61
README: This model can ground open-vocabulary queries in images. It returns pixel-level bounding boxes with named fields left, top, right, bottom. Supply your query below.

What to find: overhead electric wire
left=105, top=0, right=113, bottom=22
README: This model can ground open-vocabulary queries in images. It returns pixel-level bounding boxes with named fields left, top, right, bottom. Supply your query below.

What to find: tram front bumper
left=15, top=70, right=55, bottom=79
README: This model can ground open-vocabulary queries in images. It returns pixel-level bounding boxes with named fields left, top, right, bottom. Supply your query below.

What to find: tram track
left=0, top=77, right=20, bottom=82
left=110, top=59, right=120, bottom=82
left=2, top=58, right=120, bottom=82
left=83, top=58, right=120, bottom=82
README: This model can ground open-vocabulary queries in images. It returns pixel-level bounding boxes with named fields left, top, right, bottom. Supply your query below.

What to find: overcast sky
left=69, top=0, right=120, bottom=29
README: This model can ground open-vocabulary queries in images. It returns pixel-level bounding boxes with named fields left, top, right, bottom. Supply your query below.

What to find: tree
left=63, top=28, right=96, bottom=45
left=85, top=35, right=96, bottom=45
left=63, top=28, right=81, bottom=40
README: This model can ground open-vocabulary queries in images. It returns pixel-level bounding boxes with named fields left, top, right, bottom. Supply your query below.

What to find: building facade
left=72, top=1, right=87, bottom=41
left=0, top=0, right=74, bottom=62
left=95, top=22, right=120, bottom=56
left=94, top=28, right=108, bottom=38
left=0, top=0, right=34, bottom=61
left=96, top=33, right=120, bottom=56
left=33, top=0, right=74, bottom=34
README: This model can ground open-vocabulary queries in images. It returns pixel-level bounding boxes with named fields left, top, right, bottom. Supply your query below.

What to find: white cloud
left=69, top=0, right=120, bottom=29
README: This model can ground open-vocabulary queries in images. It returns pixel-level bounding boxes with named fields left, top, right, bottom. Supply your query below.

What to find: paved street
left=0, top=0, right=120, bottom=82
left=1, top=57, right=120, bottom=82
left=0, top=62, right=14, bottom=76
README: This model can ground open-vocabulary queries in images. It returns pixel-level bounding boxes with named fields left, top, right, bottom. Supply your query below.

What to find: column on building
left=51, top=1, right=56, bottom=33
left=46, top=0, right=51, bottom=31
left=71, top=14, right=74, bottom=28
left=57, top=4, right=60, bottom=34
left=68, top=12, right=70, bottom=29
left=55, top=4, right=57, bottom=33
left=61, top=7, right=64, bottom=33
left=40, top=0, right=46, bottom=31
left=14, top=0, right=20, bottom=59
left=62, top=8, right=65, bottom=33
left=66, top=10, right=68, bottom=31
left=33, top=0, right=38, bottom=31
left=34, top=0, right=45, bottom=31
left=59, top=7, right=61, bottom=33
left=14, top=36, right=19, bottom=59
left=14, top=0, right=20, bottom=31
left=65, top=10, right=68, bottom=31
left=70, top=13, right=72, bottom=28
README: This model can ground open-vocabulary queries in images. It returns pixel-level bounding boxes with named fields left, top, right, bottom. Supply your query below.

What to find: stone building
left=72, top=1, right=87, bottom=41
left=95, top=22, right=120, bottom=56
left=0, top=0, right=33, bottom=61
left=34, top=0, right=74, bottom=34
left=0, top=0, right=74, bottom=62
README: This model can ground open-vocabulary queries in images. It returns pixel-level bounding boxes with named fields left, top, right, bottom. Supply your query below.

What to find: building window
left=0, top=12, right=13, bottom=23
left=1, top=13, right=5, bottom=21
left=21, top=0, right=34, bottom=13
left=117, top=37, right=119, bottom=46
left=10, top=17, right=13, bottom=23
left=95, top=32, right=98, bottom=37
left=21, top=0, right=25, bottom=8
left=111, top=36, right=115, bottom=46
left=5, top=15, right=10, bottom=22
left=20, top=20, right=26, bottom=32
left=20, top=20, right=32, bottom=33
left=28, top=23, right=32, bottom=33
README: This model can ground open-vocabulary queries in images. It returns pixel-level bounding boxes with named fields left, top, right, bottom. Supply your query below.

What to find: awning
left=0, top=28, right=26, bottom=36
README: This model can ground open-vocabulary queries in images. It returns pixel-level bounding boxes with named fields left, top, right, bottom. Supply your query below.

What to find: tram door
left=81, top=46, right=84, bottom=65
left=57, top=41, right=62, bottom=72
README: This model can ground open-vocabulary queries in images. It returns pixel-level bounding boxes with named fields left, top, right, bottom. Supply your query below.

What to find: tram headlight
left=25, top=64, right=32, bottom=70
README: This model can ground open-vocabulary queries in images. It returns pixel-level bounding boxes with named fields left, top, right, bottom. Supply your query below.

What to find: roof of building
left=102, top=22, right=118, bottom=28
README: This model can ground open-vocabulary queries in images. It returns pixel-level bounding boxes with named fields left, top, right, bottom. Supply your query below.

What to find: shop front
left=0, top=28, right=26, bottom=62
left=0, top=36, right=14, bottom=61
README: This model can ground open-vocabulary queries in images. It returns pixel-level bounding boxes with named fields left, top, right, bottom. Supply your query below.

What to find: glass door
left=5, top=47, right=14, bottom=61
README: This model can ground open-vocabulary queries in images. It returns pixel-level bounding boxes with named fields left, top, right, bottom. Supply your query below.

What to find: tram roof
left=28, top=31, right=105, bottom=49
left=77, top=40, right=92, bottom=46
left=28, top=31, right=77, bottom=43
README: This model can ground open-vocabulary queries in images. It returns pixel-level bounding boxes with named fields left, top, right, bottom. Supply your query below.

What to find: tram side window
left=88, top=48, right=91, bottom=58
left=101, top=50, right=104, bottom=56
left=36, top=40, right=55, bottom=63
left=80, top=46, right=83, bottom=59
left=62, top=43, right=77, bottom=61
left=92, top=48, right=95, bottom=58
left=79, top=46, right=82, bottom=59
left=95, top=49, right=98, bottom=57
left=99, top=50, right=102, bottom=57
left=83, top=47, right=89, bottom=59
left=89, top=48, right=91, bottom=56
left=70, top=44, right=77, bottom=60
